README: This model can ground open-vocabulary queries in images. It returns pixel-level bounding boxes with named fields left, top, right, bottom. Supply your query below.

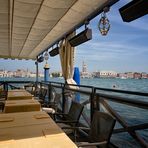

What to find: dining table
left=7, top=89, right=33, bottom=100
left=4, top=99, right=41, bottom=113
left=0, top=111, right=77, bottom=148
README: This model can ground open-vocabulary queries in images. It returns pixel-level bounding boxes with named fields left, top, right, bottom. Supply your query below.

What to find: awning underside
left=0, top=0, right=116, bottom=60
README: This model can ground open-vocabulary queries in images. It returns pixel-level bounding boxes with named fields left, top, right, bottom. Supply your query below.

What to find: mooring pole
left=44, top=62, right=50, bottom=82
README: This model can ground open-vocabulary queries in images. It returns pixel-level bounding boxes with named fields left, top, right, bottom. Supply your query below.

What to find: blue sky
left=0, top=0, right=148, bottom=73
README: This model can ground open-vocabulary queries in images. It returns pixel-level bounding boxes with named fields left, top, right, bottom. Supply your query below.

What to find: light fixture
left=98, top=7, right=110, bottom=36
left=119, top=0, right=148, bottom=22
left=49, top=46, right=59, bottom=57
left=44, top=51, right=49, bottom=61
left=69, top=23, right=92, bottom=47
left=37, top=55, right=44, bottom=63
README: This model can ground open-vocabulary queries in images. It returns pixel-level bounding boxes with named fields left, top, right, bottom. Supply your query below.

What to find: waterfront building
left=141, top=72, right=147, bottom=79
left=133, top=72, right=141, bottom=79
left=81, top=61, right=91, bottom=78
left=0, top=70, right=4, bottom=77
left=14, top=69, right=26, bottom=77
left=82, top=61, right=87, bottom=73
left=100, top=70, right=117, bottom=78
left=126, top=72, right=134, bottom=79
left=0, top=70, right=9, bottom=77
left=39, top=73, right=44, bottom=78
left=7, top=71, right=14, bottom=78
left=29, top=72, right=36, bottom=78
left=92, top=71, right=100, bottom=78
left=0, top=70, right=13, bottom=77
left=118, top=73, right=127, bottom=79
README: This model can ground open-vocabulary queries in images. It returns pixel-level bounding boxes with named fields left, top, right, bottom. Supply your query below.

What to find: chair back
left=0, top=90, right=7, bottom=100
left=67, top=101, right=84, bottom=125
left=54, top=93, right=61, bottom=104
left=38, top=88, right=47, bottom=101
left=89, top=111, right=116, bottom=144
left=34, top=86, right=40, bottom=96
left=0, top=90, right=7, bottom=111
left=49, top=87, right=56, bottom=102
left=42, top=88, right=47, bottom=97
left=50, top=93, right=61, bottom=111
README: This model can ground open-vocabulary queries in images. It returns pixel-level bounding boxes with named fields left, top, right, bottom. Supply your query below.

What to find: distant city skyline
left=0, top=1, right=148, bottom=73
left=1, top=67, right=148, bottom=79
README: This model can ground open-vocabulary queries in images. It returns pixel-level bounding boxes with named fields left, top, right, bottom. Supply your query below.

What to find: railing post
left=90, top=87, right=96, bottom=122
left=40, top=82, right=42, bottom=89
left=62, top=84, right=66, bottom=113
left=3, top=82, right=8, bottom=91
left=35, top=61, right=39, bottom=83
left=47, top=83, right=51, bottom=103
left=3, top=82, right=5, bottom=90
left=96, top=94, right=100, bottom=111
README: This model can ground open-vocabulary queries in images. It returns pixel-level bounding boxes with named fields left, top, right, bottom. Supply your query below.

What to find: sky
left=0, top=0, right=148, bottom=73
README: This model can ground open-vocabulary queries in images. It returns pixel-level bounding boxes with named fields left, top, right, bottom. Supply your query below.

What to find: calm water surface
left=1, top=77, right=148, bottom=92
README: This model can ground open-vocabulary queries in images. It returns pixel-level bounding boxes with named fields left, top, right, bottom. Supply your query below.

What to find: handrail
left=0, top=81, right=33, bottom=83
left=1, top=81, right=148, bottom=107
left=97, top=93, right=148, bottom=109
left=2, top=80, right=148, bottom=97
left=95, top=87, right=148, bottom=96
left=44, top=81, right=148, bottom=97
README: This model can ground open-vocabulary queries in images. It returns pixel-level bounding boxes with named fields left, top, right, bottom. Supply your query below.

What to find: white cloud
left=75, top=39, right=148, bottom=63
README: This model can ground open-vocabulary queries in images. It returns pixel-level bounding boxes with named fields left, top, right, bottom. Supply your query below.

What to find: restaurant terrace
left=0, top=0, right=148, bottom=148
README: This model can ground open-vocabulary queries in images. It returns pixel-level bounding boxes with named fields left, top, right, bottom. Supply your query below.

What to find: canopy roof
left=0, top=0, right=118, bottom=60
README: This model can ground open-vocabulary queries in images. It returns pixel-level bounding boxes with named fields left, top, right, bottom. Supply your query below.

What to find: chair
left=9, top=84, right=19, bottom=90
left=64, top=111, right=116, bottom=148
left=55, top=101, right=84, bottom=131
left=0, top=90, right=7, bottom=111
left=34, top=88, right=47, bottom=106
left=33, top=86, right=40, bottom=97
left=42, top=93, right=61, bottom=116
left=43, top=86, right=57, bottom=106
left=48, top=88, right=62, bottom=109
left=24, top=83, right=35, bottom=95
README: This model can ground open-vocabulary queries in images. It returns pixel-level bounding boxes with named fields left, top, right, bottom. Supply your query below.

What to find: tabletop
left=0, top=111, right=77, bottom=148
left=4, top=99, right=41, bottom=113
left=7, top=90, right=33, bottom=100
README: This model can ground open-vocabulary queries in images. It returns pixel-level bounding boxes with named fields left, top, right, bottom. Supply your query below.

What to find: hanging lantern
left=98, top=11, right=110, bottom=36
left=44, top=51, right=49, bottom=62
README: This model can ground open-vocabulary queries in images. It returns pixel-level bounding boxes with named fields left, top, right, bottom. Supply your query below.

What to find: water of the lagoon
left=0, top=77, right=148, bottom=147
left=2, top=77, right=148, bottom=92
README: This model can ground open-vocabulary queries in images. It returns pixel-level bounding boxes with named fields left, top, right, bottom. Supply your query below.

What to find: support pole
left=44, top=63, right=50, bottom=82
left=35, top=61, right=39, bottom=82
